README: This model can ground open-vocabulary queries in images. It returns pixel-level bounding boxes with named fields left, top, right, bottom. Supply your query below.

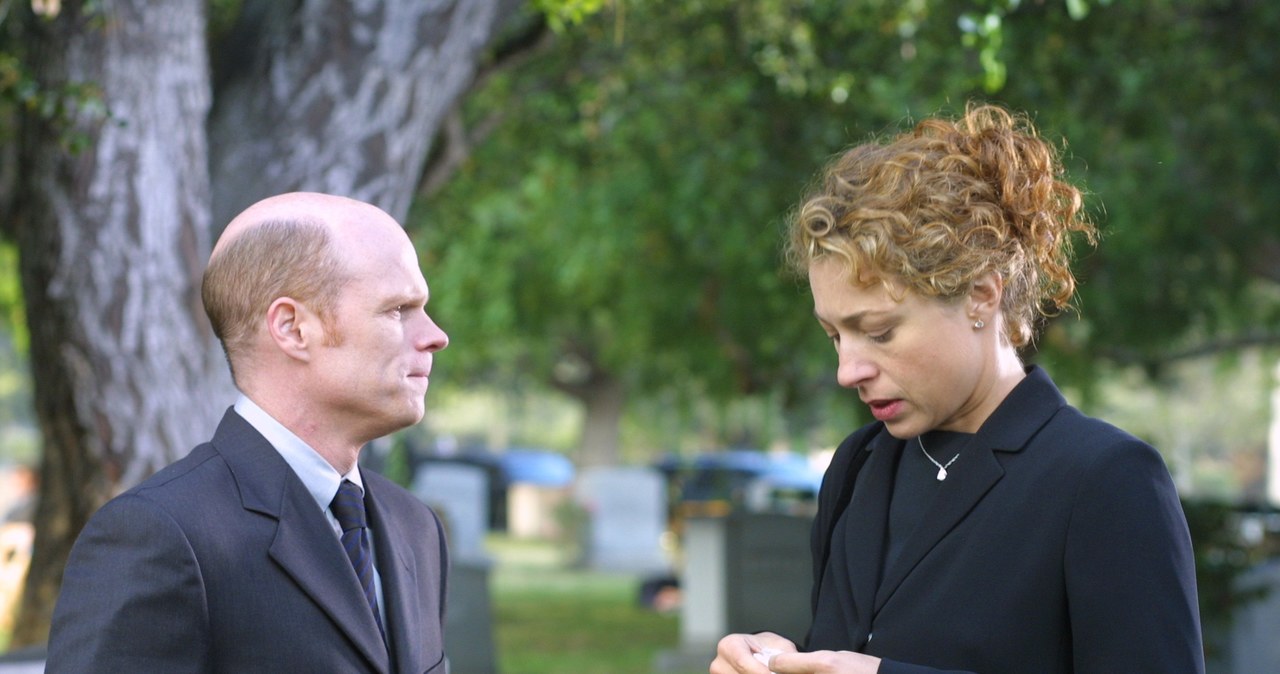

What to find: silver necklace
left=919, top=435, right=960, bottom=481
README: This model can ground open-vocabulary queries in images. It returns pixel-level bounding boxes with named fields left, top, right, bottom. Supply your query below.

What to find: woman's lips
left=866, top=399, right=903, bottom=421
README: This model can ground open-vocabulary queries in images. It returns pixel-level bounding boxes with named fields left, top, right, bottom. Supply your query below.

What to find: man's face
left=309, top=220, right=449, bottom=443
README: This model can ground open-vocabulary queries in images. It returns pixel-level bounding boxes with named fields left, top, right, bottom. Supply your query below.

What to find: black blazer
left=47, top=409, right=449, bottom=674
left=807, top=367, right=1204, bottom=674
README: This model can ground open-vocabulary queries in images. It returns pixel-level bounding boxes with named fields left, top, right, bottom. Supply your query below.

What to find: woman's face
left=809, top=257, right=1004, bottom=438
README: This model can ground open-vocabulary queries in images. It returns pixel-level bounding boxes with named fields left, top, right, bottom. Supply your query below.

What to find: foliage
left=533, top=0, right=608, bottom=33
left=419, top=0, right=1280, bottom=454
left=417, top=0, right=1043, bottom=448
left=417, top=0, right=987, bottom=448
left=0, top=243, right=23, bottom=353
left=0, top=1, right=108, bottom=157
left=996, top=0, right=1280, bottom=382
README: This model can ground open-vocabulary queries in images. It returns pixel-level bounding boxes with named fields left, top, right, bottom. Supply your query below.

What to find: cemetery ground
left=0, top=531, right=702, bottom=674
left=489, top=533, right=703, bottom=674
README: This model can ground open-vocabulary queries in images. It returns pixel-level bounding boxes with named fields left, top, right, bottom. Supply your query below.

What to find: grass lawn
left=489, top=535, right=705, bottom=674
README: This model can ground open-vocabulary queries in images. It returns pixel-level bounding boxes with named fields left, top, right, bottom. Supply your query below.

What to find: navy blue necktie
left=330, top=480, right=385, bottom=637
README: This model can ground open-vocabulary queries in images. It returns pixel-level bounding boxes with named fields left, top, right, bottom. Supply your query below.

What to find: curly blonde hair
left=785, top=103, right=1097, bottom=348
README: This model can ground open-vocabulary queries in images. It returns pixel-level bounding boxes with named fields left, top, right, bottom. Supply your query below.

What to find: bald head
left=202, top=192, right=405, bottom=383
left=213, top=192, right=404, bottom=257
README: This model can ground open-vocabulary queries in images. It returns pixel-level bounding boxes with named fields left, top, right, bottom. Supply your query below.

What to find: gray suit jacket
left=47, top=409, right=449, bottom=673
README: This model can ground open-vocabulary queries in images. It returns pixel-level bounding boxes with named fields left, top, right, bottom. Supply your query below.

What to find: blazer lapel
left=871, top=366, right=1069, bottom=615
left=840, top=431, right=902, bottom=635
left=873, top=440, right=1004, bottom=613
left=367, top=485, right=424, bottom=674
left=212, top=410, right=391, bottom=673
left=269, top=482, right=391, bottom=673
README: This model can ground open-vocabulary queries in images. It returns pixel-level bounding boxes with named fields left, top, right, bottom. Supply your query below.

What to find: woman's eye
left=869, top=329, right=893, bottom=344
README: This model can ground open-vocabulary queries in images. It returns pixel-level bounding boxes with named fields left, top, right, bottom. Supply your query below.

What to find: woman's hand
left=766, top=650, right=882, bottom=674
left=709, top=632, right=797, bottom=673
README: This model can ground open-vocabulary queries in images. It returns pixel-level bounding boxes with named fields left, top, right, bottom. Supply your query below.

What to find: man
left=46, top=192, right=451, bottom=673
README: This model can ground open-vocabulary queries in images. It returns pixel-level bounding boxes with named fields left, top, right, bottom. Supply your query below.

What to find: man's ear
left=967, top=270, right=1004, bottom=324
left=266, top=297, right=319, bottom=362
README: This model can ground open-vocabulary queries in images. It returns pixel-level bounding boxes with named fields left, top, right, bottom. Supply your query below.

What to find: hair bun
left=786, top=102, right=1098, bottom=349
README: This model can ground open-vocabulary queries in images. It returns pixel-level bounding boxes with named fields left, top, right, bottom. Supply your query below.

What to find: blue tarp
left=498, top=449, right=575, bottom=487
left=665, top=449, right=825, bottom=495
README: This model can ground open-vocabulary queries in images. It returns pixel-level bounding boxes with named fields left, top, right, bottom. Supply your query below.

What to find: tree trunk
left=11, top=0, right=227, bottom=648
left=577, top=375, right=624, bottom=468
left=209, top=0, right=509, bottom=225
left=553, top=365, right=624, bottom=468
left=12, top=0, right=512, bottom=647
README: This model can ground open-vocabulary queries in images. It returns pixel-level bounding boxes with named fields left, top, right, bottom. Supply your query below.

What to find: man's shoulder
left=105, top=443, right=239, bottom=523
left=75, top=443, right=236, bottom=552
left=127, top=442, right=226, bottom=493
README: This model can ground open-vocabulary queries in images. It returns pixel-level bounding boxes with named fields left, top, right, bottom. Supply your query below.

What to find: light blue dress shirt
left=233, top=395, right=387, bottom=626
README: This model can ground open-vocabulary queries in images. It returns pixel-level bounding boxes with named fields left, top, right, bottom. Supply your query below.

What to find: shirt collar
left=233, top=394, right=364, bottom=511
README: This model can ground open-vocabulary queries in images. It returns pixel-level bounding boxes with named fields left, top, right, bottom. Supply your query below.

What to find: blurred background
left=1, top=0, right=1279, bottom=672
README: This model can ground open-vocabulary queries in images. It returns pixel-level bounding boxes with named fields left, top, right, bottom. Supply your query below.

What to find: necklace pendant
left=936, top=467, right=948, bottom=481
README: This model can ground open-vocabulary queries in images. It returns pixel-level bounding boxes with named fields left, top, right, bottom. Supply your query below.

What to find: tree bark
left=12, top=0, right=512, bottom=647
left=209, top=0, right=509, bottom=226
left=11, top=0, right=226, bottom=647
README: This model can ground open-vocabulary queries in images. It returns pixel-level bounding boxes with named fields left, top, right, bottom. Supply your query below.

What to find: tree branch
left=1099, top=331, right=1280, bottom=367
left=416, top=12, right=553, bottom=200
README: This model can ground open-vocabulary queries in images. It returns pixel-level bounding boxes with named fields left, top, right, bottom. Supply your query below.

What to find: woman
left=710, top=104, right=1204, bottom=674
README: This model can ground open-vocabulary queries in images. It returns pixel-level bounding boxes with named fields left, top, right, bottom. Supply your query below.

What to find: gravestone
left=576, top=466, right=670, bottom=573
left=411, top=463, right=497, bottom=674
left=655, top=513, right=812, bottom=672
left=1220, top=559, right=1280, bottom=674
left=0, top=645, right=44, bottom=674
left=411, top=462, right=489, bottom=564
left=444, top=559, right=498, bottom=674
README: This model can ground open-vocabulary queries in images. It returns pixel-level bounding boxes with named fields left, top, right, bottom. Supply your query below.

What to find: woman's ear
left=968, top=271, right=1004, bottom=326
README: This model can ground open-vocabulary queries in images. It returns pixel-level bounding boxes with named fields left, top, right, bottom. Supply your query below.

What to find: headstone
left=1268, top=360, right=1280, bottom=507
left=444, top=559, right=498, bottom=674
left=1222, top=559, right=1280, bottom=674
left=411, top=462, right=497, bottom=674
left=411, top=462, right=489, bottom=563
left=0, top=646, right=45, bottom=674
left=576, top=466, right=670, bottom=573
left=655, top=513, right=812, bottom=672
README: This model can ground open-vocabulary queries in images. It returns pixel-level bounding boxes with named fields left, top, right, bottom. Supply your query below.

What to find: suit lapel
left=212, top=411, right=391, bottom=674
left=269, top=481, right=391, bottom=673
left=367, top=483, right=424, bottom=674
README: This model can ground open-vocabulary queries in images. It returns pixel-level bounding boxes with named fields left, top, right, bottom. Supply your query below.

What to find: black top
left=813, top=430, right=973, bottom=644
left=886, top=431, right=972, bottom=568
